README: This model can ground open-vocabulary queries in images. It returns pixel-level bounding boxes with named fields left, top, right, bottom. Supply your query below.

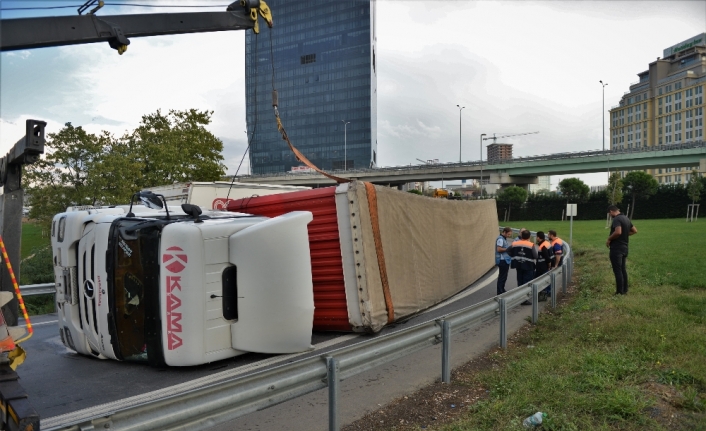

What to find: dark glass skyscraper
left=245, top=0, right=377, bottom=174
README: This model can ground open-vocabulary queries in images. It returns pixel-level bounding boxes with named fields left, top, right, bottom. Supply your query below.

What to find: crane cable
left=266, top=28, right=350, bottom=184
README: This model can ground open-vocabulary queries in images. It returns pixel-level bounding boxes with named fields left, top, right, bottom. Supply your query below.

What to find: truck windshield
left=109, top=219, right=166, bottom=364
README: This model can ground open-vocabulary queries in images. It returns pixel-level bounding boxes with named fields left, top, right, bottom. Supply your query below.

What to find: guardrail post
left=441, top=320, right=451, bottom=383
left=550, top=272, right=557, bottom=308
left=531, top=284, right=538, bottom=324
left=326, top=356, right=339, bottom=431
left=562, top=265, right=567, bottom=295
left=499, top=298, right=507, bottom=349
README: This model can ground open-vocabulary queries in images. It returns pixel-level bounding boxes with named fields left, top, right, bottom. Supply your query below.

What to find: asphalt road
left=18, top=267, right=520, bottom=425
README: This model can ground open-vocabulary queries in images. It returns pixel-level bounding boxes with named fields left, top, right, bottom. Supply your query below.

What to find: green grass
left=437, top=219, right=706, bottom=430
left=20, top=222, right=54, bottom=315
left=20, top=222, right=50, bottom=260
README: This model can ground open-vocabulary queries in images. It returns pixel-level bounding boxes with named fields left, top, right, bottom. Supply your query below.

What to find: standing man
left=496, top=227, right=513, bottom=295
left=513, top=228, right=528, bottom=286
left=509, top=230, right=538, bottom=305
left=535, top=231, right=553, bottom=301
left=606, top=205, right=638, bottom=295
left=548, top=230, right=564, bottom=268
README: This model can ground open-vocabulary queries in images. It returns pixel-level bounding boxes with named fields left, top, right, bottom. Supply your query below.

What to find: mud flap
left=229, top=211, right=315, bottom=353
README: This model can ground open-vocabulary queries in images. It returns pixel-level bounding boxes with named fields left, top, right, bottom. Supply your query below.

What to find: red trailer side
left=221, top=187, right=351, bottom=331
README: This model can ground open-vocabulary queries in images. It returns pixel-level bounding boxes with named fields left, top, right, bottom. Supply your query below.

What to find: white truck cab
left=52, top=202, right=315, bottom=366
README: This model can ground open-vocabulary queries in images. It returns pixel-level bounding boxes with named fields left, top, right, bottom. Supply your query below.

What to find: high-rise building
left=609, top=33, right=705, bottom=185
left=487, top=143, right=513, bottom=162
left=245, top=0, right=377, bottom=175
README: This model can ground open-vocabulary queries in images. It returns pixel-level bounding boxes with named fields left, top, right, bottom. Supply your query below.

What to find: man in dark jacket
left=606, top=205, right=638, bottom=295
left=509, top=230, right=538, bottom=305
left=535, top=231, right=553, bottom=301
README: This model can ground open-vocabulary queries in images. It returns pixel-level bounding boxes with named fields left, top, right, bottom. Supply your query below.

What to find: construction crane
left=482, top=131, right=539, bottom=144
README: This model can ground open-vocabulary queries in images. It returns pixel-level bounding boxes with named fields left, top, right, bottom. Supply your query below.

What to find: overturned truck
left=53, top=181, right=498, bottom=366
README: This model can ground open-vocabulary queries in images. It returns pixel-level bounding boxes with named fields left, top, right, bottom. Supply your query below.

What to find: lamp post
left=479, top=133, right=486, bottom=196
left=599, top=80, right=608, bottom=152
left=341, top=120, right=350, bottom=171
left=457, top=105, right=465, bottom=163
left=600, top=80, right=608, bottom=180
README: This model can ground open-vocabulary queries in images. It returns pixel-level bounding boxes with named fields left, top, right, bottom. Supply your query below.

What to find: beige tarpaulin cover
left=346, top=182, right=498, bottom=332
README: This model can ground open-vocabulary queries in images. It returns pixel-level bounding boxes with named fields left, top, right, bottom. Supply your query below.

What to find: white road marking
left=21, top=320, right=58, bottom=328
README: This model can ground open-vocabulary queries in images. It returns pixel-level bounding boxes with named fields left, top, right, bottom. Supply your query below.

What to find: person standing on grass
left=513, top=228, right=528, bottom=286
left=548, top=230, right=565, bottom=268
left=509, top=229, right=538, bottom=305
left=496, top=227, right=513, bottom=295
left=606, top=205, right=638, bottom=295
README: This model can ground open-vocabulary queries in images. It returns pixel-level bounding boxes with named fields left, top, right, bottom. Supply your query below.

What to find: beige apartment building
left=609, top=33, right=705, bottom=185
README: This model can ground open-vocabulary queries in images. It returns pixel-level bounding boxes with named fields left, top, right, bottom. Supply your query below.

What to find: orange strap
left=275, top=116, right=351, bottom=184
left=0, top=235, right=32, bottom=343
left=364, top=182, right=394, bottom=324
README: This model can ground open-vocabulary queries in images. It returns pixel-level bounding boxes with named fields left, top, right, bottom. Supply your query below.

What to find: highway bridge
left=235, top=141, right=706, bottom=188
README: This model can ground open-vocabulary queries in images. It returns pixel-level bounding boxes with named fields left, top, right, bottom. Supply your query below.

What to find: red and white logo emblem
left=163, top=246, right=187, bottom=273
left=163, top=246, right=187, bottom=350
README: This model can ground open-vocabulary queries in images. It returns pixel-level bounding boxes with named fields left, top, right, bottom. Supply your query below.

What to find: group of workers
left=495, top=227, right=565, bottom=305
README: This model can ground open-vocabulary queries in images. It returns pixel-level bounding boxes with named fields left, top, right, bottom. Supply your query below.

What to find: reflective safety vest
left=538, top=240, right=553, bottom=264
left=509, top=239, right=537, bottom=270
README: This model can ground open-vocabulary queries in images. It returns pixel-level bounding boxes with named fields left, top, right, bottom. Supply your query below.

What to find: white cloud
left=1, top=0, right=704, bottom=189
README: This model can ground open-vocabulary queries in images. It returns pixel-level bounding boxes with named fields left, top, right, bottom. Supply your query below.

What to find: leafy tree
left=607, top=172, right=624, bottom=205
left=25, top=109, right=226, bottom=227
left=622, top=171, right=658, bottom=219
left=128, top=109, right=226, bottom=187
left=497, top=185, right=527, bottom=221
left=558, top=177, right=589, bottom=203
left=687, top=171, right=703, bottom=220
left=407, top=189, right=422, bottom=195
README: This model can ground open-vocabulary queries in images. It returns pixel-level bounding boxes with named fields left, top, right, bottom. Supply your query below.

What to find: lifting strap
left=364, top=182, right=394, bottom=324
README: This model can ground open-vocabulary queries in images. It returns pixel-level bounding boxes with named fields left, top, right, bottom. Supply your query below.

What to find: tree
left=128, top=109, right=226, bottom=187
left=607, top=172, right=624, bottom=205
left=24, top=109, right=227, bottom=227
left=558, top=177, right=589, bottom=203
left=497, top=186, right=527, bottom=221
left=687, top=171, right=703, bottom=221
left=622, top=171, right=658, bottom=219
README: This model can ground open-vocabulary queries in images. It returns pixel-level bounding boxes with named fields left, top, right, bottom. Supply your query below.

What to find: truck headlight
left=58, top=216, right=66, bottom=242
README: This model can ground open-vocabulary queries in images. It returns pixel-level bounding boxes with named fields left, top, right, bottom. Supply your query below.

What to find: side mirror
left=181, top=204, right=203, bottom=223
left=138, top=191, right=163, bottom=210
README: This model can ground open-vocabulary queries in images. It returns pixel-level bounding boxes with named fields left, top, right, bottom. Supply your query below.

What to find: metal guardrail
left=41, top=229, right=574, bottom=431
left=18, top=283, right=54, bottom=296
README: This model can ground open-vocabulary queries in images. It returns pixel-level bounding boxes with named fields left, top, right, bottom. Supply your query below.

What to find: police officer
left=509, top=230, right=538, bottom=305
left=535, top=231, right=553, bottom=301
left=495, top=227, right=513, bottom=295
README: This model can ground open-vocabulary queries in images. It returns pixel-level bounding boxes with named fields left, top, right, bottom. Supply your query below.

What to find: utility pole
left=342, top=120, right=350, bottom=171
left=479, top=133, right=486, bottom=196
left=457, top=105, right=465, bottom=163
left=600, top=80, right=609, bottom=181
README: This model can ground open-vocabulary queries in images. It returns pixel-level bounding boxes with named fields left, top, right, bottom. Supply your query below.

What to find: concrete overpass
left=234, top=141, right=706, bottom=188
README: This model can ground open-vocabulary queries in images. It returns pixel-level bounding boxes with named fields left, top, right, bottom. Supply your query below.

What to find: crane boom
left=0, top=0, right=273, bottom=54
left=483, top=131, right=539, bottom=145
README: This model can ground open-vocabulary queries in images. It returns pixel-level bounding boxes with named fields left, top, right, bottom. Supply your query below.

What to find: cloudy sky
left=1, top=0, right=705, bottom=188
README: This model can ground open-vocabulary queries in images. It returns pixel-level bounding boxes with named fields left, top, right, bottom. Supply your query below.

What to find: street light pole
left=600, top=80, right=608, bottom=152
left=600, top=80, right=608, bottom=180
left=479, top=133, right=486, bottom=196
left=457, top=105, right=465, bottom=163
left=342, top=120, right=350, bottom=171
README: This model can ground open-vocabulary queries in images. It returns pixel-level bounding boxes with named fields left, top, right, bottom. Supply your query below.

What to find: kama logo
left=212, top=199, right=232, bottom=210
left=164, top=246, right=187, bottom=350
left=163, top=246, right=187, bottom=273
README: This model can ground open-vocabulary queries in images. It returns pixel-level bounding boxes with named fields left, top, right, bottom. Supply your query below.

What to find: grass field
left=20, top=222, right=53, bottom=315
left=431, top=218, right=706, bottom=430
